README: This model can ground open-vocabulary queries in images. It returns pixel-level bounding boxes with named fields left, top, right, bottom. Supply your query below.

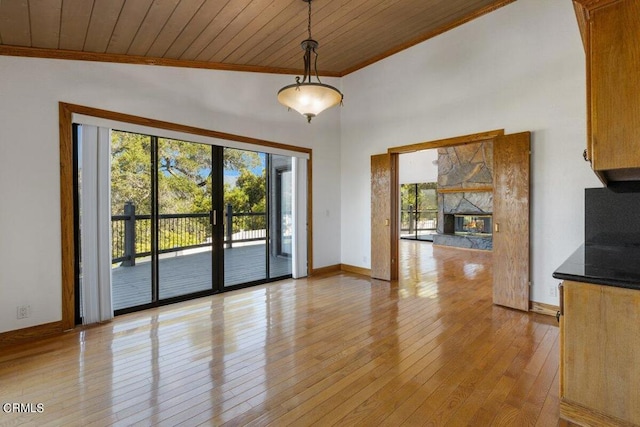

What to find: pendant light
left=277, top=0, right=343, bottom=123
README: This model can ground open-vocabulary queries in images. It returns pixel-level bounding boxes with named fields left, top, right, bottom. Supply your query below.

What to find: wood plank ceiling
left=0, top=0, right=514, bottom=76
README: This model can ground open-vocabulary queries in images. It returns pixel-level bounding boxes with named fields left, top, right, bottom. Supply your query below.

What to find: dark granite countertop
left=553, top=244, right=640, bottom=290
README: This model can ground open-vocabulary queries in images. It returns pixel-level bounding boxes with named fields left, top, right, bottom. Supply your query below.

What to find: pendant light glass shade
left=277, top=82, right=343, bottom=123
left=277, top=0, right=343, bottom=123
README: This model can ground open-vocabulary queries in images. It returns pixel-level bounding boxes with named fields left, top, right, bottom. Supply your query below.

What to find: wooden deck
left=0, top=241, right=559, bottom=426
left=112, top=242, right=291, bottom=310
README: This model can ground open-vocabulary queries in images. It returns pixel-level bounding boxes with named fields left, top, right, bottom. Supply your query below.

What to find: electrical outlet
left=548, top=285, right=558, bottom=299
left=17, top=305, right=30, bottom=319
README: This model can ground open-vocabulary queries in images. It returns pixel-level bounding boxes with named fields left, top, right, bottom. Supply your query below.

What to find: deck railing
left=401, top=208, right=438, bottom=235
left=112, top=202, right=266, bottom=266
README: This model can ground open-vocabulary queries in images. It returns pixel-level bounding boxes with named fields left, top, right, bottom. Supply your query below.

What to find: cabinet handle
left=494, top=223, right=499, bottom=233
left=583, top=149, right=589, bottom=162
left=556, top=283, right=564, bottom=323
left=559, top=282, right=564, bottom=317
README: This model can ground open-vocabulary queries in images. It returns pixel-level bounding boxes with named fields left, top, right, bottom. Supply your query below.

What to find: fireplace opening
left=437, top=213, right=493, bottom=250
left=453, top=214, right=492, bottom=236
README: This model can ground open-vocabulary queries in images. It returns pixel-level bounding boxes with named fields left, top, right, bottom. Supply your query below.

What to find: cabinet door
left=590, top=0, right=640, bottom=174
left=562, top=280, right=640, bottom=425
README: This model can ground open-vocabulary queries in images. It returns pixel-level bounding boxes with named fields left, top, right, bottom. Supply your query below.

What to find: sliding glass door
left=223, top=148, right=267, bottom=287
left=270, top=155, right=293, bottom=278
left=77, top=127, right=297, bottom=317
left=222, top=150, right=294, bottom=286
left=157, top=138, right=217, bottom=300
left=400, top=183, right=438, bottom=241
left=110, top=131, right=154, bottom=310
left=108, top=132, right=222, bottom=312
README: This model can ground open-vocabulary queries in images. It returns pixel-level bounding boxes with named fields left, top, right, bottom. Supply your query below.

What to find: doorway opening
left=399, top=141, right=495, bottom=250
left=396, top=145, right=492, bottom=293
left=372, top=129, right=531, bottom=311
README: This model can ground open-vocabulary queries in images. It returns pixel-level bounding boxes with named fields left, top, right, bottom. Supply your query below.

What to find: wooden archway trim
left=387, top=129, right=505, bottom=154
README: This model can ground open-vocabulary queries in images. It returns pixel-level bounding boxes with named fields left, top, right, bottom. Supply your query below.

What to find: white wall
left=340, top=0, right=602, bottom=305
left=0, top=57, right=341, bottom=333
left=399, top=150, right=439, bottom=185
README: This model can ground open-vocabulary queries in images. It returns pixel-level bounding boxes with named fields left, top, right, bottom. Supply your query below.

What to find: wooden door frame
left=382, top=129, right=505, bottom=280
left=59, top=102, right=314, bottom=331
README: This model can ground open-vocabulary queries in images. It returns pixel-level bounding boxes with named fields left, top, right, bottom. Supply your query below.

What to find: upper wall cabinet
left=574, top=0, right=640, bottom=183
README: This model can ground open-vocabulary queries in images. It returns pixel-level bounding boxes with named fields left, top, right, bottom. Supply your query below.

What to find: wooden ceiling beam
left=0, top=44, right=343, bottom=77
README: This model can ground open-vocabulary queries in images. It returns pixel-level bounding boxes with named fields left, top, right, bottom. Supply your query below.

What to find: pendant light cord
left=308, top=0, right=312, bottom=39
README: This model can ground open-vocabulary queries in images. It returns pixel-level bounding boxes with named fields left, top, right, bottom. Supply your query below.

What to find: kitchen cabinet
left=573, top=0, right=640, bottom=183
left=559, top=280, right=640, bottom=426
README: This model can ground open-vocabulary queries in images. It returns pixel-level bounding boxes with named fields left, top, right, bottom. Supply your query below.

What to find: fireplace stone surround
left=433, top=142, right=493, bottom=250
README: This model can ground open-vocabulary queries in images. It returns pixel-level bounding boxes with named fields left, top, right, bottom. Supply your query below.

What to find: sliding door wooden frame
left=380, top=129, right=505, bottom=280
left=388, top=129, right=505, bottom=154
left=59, top=102, right=313, bottom=331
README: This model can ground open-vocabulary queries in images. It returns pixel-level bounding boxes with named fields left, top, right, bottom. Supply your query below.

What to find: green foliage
left=109, top=131, right=267, bottom=259
left=157, top=138, right=212, bottom=214
left=225, top=169, right=266, bottom=213
left=400, top=183, right=438, bottom=230
left=110, top=131, right=264, bottom=215
left=224, top=148, right=261, bottom=172
left=225, top=169, right=266, bottom=234
left=401, top=183, right=438, bottom=211
left=111, top=132, right=152, bottom=214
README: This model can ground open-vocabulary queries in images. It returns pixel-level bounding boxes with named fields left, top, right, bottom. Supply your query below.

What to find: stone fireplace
left=433, top=141, right=493, bottom=250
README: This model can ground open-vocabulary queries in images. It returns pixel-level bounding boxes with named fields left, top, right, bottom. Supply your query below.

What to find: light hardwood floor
left=0, top=241, right=559, bottom=426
